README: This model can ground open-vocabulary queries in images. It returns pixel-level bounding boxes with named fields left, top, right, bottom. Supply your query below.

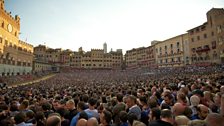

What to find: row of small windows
left=191, top=32, right=214, bottom=42
left=156, top=42, right=180, bottom=53
left=189, top=25, right=207, bottom=35
left=0, top=59, right=31, bottom=66
left=159, top=57, right=182, bottom=64
left=35, top=65, right=50, bottom=68
left=0, top=37, right=32, bottom=53
left=191, top=54, right=218, bottom=62
left=82, top=64, right=109, bottom=67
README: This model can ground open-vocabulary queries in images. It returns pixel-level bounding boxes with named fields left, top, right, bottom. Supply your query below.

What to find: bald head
left=46, top=114, right=61, bottom=126
left=173, top=103, right=185, bottom=116
left=206, top=113, right=224, bottom=126
left=87, top=117, right=99, bottom=126
left=77, top=118, right=87, bottom=126
left=175, top=115, right=189, bottom=126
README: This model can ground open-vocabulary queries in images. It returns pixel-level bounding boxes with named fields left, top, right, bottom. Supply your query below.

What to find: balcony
left=196, top=47, right=210, bottom=53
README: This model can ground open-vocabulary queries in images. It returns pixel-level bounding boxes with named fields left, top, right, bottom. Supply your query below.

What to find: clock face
left=7, top=24, right=13, bottom=33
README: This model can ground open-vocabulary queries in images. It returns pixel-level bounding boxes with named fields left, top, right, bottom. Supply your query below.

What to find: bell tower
left=0, top=0, right=4, bottom=10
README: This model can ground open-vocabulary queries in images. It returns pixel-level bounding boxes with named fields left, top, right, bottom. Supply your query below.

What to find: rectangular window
left=212, top=41, right=216, bottom=49
left=177, top=42, right=180, bottom=48
left=17, top=61, right=21, bottom=66
left=197, top=36, right=200, bottom=40
left=211, top=31, right=214, bottom=36
left=5, top=40, right=8, bottom=46
left=204, top=34, right=207, bottom=38
left=191, top=38, right=194, bottom=42
left=217, top=25, right=222, bottom=33
left=0, top=37, right=2, bottom=43
left=196, top=28, right=200, bottom=32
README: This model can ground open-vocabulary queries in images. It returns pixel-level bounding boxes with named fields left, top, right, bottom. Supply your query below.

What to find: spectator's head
left=100, top=110, right=112, bottom=126
left=220, top=86, right=224, bottom=94
left=139, top=96, right=147, bottom=106
left=10, top=103, right=19, bottom=112
left=177, top=92, right=187, bottom=104
left=132, top=120, right=146, bottom=126
left=35, top=111, right=46, bottom=122
left=205, top=113, right=223, bottom=126
left=14, top=112, right=26, bottom=124
left=66, top=99, right=75, bottom=110
left=77, top=101, right=86, bottom=111
left=183, top=106, right=193, bottom=119
left=163, top=93, right=173, bottom=106
left=82, top=94, right=89, bottom=103
left=197, top=104, right=209, bottom=120
left=192, top=89, right=204, bottom=98
left=213, top=92, right=221, bottom=106
left=25, top=110, right=35, bottom=121
left=19, top=100, right=29, bottom=110
left=77, top=118, right=87, bottom=126
left=173, top=103, right=185, bottom=116
left=88, top=98, right=97, bottom=107
left=148, top=107, right=161, bottom=121
left=203, top=91, right=212, bottom=101
left=160, top=109, right=174, bottom=125
left=79, top=111, right=88, bottom=120
left=116, top=93, right=123, bottom=103
left=127, top=113, right=138, bottom=126
left=148, top=98, right=158, bottom=109
left=175, top=115, right=189, bottom=126
left=46, top=113, right=61, bottom=126
left=56, top=108, right=68, bottom=118
left=87, top=117, right=99, bottom=126
left=119, top=111, right=128, bottom=123
left=126, top=95, right=137, bottom=108
left=190, top=95, right=200, bottom=106
left=42, top=102, right=52, bottom=111
left=161, top=103, right=171, bottom=110
left=188, top=120, right=206, bottom=126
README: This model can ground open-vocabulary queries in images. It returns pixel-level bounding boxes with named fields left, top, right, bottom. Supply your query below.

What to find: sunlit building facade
left=125, top=46, right=156, bottom=69
left=80, top=49, right=123, bottom=69
left=154, top=34, right=187, bottom=67
left=188, top=8, right=224, bottom=65
left=0, top=0, right=33, bottom=76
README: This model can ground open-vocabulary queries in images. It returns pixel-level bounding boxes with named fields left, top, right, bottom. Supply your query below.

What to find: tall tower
left=103, top=42, right=107, bottom=53
left=0, top=0, right=4, bottom=10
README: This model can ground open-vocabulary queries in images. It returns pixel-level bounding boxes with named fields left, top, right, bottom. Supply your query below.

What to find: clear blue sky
left=5, top=0, right=224, bottom=53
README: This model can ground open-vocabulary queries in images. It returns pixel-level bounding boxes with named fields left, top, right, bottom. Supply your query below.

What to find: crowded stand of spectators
left=0, top=72, right=53, bottom=87
left=0, top=65, right=224, bottom=126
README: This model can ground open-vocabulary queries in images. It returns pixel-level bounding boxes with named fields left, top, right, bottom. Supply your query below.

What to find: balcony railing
left=196, top=48, right=210, bottom=53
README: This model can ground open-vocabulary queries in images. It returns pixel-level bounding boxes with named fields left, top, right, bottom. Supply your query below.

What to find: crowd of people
left=0, top=65, right=224, bottom=126
left=0, top=72, right=52, bottom=87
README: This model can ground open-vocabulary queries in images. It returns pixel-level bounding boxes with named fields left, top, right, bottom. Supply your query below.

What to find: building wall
left=33, top=61, right=52, bottom=73
left=188, top=8, right=224, bottom=65
left=155, top=34, right=187, bottom=68
left=34, top=45, right=47, bottom=62
left=0, top=0, right=33, bottom=76
left=125, top=46, right=156, bottom=69
left=125, top=49, right=137, bottom=69
left=70, top=52, right=82, bottom=68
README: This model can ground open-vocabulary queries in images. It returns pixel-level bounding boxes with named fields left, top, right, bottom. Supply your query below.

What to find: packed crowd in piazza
left=0, top=65, right=224, bottom=126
